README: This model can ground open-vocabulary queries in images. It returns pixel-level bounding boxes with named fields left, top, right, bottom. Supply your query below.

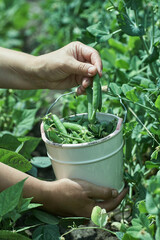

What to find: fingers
left=78, top=42, right=103, bottom=76
left=97, top=187, right=129, bottom=212
left=76, top=77, right=92, bottom=95
left=82, top=181, right=118, bottom=200
left=68, top=41, right=103, bottom=77
left=70, top=58, right=97, bottom=77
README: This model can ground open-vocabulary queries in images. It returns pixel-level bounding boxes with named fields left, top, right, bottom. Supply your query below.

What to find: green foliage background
left=0, top=0, right=160, bottom=239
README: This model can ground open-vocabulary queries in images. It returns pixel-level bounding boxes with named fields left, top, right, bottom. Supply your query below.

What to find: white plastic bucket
left=41, top=113, right=124, bottom=192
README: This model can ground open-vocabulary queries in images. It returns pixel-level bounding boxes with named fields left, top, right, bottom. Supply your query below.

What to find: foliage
left=0, top=0, right=160, bottom=239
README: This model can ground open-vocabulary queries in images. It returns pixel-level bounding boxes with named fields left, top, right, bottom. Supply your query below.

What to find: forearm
left=0, top=162, right=45, bottom=203
left=0, top=47, right=40, bottom=89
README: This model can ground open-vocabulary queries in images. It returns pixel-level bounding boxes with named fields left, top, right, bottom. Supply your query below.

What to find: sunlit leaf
left=0, top=148, right=32, bottom=172
left=91, top=206, right=108, bottom=228
left=0, top=179, right=26, bottom=218
left=155, top=95, right=160, bottom=110
left=110, top=83, right=122, bottom=95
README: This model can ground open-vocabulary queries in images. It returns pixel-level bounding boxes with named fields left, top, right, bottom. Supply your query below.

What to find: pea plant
left=58, top=0, right=160, bottom=238
left=0, top=0, right=160, bottom=239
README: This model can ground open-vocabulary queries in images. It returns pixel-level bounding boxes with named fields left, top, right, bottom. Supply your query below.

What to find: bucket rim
left=41, top=112, right=123, bottom=148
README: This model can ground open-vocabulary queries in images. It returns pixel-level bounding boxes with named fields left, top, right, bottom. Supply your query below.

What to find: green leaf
left=117, top=10, right=145, bottom=36
left=13, top=109, right=37, bottom=136
left=116, top=232, right=124, bottom=239
left=32, top=224, right=60, bottom=240
left=151, top=147, right=160, bottom=160
left=31, top=157, right=52, bottom=168
left=108, top=38, right=127, bottom=54
left=0, top=230, right=30, bottom=240
left=0, top=134, right=20, bottom=151
left=155, top=95, right=160, bottom=110
left=87, top=21, right=109, bottom=37
left=87, top=22, right=113, bottom=43
left=126, top=89, right=139, bottom=102
left=115, top=59, right=130, bottom=69
left=121, top=84, right=132, bottom=95
left=145, top=161, right=160, bottom=169
left=91, top=206, right=108, bottom=228
left=124, top=0, right=142, bottom=10
left=18, top=136, right=41, bottom=159
left=0, top=148, right=32, bottom=172
left=110, top=82, right=122, bottom=95
left=13, top=3, right=29, bottom=29
left=138, top=201, right=147, bottom=214
left=144, top=46, right=159, bottom=64
left=146, top=174, right=160, bottom=215
left=19, top=197, right=42, bottom=213
left=101, top=48, right=116, bottom=66
left=122, top=233, right=137, bottom=240
left=33, top=209, right=60, bottom=225
left=0, top=178, right=26, bottom=218
left=155, top=216, right=160, bottom=240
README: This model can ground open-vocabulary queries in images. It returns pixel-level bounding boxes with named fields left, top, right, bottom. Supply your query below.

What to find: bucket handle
left=45, top=91, right=127, bottom=123
left=45, top=91, right=76, bottom=115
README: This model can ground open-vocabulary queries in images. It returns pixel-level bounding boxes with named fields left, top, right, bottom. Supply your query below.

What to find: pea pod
left=92, top=74, right=101, bottom=112
left=86, top=86, right=93, bottom=122
left=48, top=128, right=63, bottom=143
left=51, top=114, right=67, bottom=135
left=98, top=82, right=102, bottom=111
left=90, top=74, right=102, bottom=123
left=43, top=121, right=51, bottom=139
left=63, top=122, right=87, bottom=132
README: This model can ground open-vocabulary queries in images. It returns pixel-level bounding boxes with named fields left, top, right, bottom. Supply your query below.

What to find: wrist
left=23, top=177, right=45, bottom=204
left=30, top=54, right=51, bottom=89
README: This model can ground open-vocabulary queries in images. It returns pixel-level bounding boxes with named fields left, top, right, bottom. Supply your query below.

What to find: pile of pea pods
left=43, top=74, right=117, bottom=144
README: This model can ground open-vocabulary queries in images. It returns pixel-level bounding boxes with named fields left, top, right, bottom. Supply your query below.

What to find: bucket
left=41, top=112, right=124, bottom=192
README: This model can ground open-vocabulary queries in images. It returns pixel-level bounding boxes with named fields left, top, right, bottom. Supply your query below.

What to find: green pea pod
left=43, top=121, right=51, bottom=139
left=86, top=86, right=93, bottom=123
left=92, top=74, right=101, bottom=111
left=98, top=82, right=102, bottom=111
left=48, top=129, right=63, bottom=143
left=51, top=114, right=67, bottom=135
left=63, top=122, right=87, bottom=132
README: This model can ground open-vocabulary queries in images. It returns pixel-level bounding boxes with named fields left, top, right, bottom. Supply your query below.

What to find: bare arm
left=0, top=163, right=128, bottom=217
left=0, top=42, right=102, bottom=94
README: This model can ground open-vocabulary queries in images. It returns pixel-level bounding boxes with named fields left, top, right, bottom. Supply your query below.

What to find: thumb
left=71, top=59, right=97, bottom=76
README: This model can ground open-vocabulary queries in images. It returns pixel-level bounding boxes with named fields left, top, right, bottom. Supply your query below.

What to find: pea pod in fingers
left=92, top=74, right=102, bottom=112
left=90, top=74, right=102, bottom=123
left=86, top=86, right=93, bottom=123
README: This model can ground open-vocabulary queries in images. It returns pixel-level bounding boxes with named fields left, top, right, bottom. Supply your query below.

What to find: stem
left=129, top=65, right=148, bottom=77
left=61, top=226, right=117, bottom=238
left=140, top=36, right=149, bottom=54
left=128, top=106, right=160, bottom=145
left=108, top=0, right=117, bottom=9
left=140, top=37, right=158, bottom=78
left=134, top=10, right=138, bottom=26
left=112, top=29, right=122, bottom=35
left=105, top=93, right=157, bottom=114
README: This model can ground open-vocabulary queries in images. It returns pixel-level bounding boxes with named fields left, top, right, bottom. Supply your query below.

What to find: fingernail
left=112, top=189, right=118, bottom=198
left=88, top=66, right=95, bottom=76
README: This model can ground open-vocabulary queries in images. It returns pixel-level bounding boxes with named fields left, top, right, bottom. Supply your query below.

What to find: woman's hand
left=0, top=42, right=102, bottom=93
left=34, top=41, right=102, bottom=94
left=41, top=178, right=128, bottom=217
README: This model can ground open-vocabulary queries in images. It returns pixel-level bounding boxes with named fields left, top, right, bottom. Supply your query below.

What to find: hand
left=41, top=178, right=128, bottom=217
left=34, top=41, right=103, bottom=94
